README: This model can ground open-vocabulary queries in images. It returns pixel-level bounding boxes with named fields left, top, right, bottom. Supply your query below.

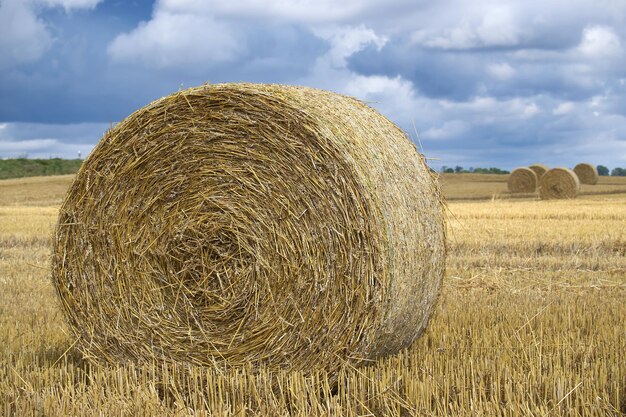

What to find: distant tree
left=440, top=165, right=509, bottom=174
left=597, top=165, right=609, bottom=176
left=472, top=167, right=510, bottom=174
left=611, top=167, right=626, bottom=176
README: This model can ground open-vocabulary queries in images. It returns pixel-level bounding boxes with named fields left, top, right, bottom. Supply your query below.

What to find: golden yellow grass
left=1, top=175, right=625, bottom=416
left=0, top=175, right=74, bottom=206
left=4, top=173, right=626, bottom=204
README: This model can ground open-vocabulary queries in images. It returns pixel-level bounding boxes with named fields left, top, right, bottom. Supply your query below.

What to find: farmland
left=1, top=174, right=625, bottom=416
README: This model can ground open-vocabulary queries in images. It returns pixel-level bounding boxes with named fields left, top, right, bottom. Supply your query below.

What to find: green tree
left=597, top=165, right=609, bottom=176
left=611, top=167, right=626, bottom=176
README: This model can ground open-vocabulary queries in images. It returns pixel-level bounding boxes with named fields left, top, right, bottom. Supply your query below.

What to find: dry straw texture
left=507, top=167, right=538, bottom=193
left=539, top=167, right=580, bottom=200
left=51, top=83, right=446, bottom=377
left=573, top=162, right=599, bottom=185
left=528, top=163, right=549, bottom=179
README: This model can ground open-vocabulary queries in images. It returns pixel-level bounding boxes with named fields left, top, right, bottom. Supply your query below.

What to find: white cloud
left=569, top=131, right=626, bottom=162
left=521, top=102, right=539, bottom=118
left=411, top=5, right=524, bottom=49
left=40, top=0, right=102, bottom=11
left=344, top=74, right=412, bottom=98
left=422, top=120, right=468, bottom=140
left=287, top=23, right=437, bottom=144
left=438, top=96, right=496, bottom=112
left=0, top=138, right=58, bottom=152
left=107, top=1, right=390, bottom=70
left=108, top=11, right=243, bottom=68
left=0, top=0, right=103, bottom=69
left=0, top=0, right=52, bottom=68
left=487, top=62, right=515, bottom=80
left=298, top=26, right=382, bottom=87
left=313, top=25, right=387, bottom=68
left=5, top=0, right=626, bottom=170
left=475, top=6, right=522, bottom=47
left=157, top=0, right=369, bottom=23
left=0, top=122, right=106, bottom=159
left=435, top=96, right=542, bottom=124
left=589, top=95, right=606, bottom=108
left=553, top=101, right=574, bottom=115
left=577, top=25, right=621, bottom=57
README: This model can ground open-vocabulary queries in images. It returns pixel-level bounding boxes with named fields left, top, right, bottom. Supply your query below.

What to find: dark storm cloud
left=0, top=12, right=325, bottom=123
left=348, top=33, right=624, bottom=103
left=348, top=43, right=486, bottom=100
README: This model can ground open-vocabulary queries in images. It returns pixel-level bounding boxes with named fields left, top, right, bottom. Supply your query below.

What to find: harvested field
left=0, top=175, right=74, bottom=206
left=439, top=173, right=626, bottom=200
left=1, top=174, right=625, bottom=416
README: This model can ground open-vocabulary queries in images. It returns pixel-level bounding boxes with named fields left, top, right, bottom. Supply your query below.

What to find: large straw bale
left=528, top=164, right=549, bottom=179
left=539, top=167, right=580, bottom=199
left=508, top=167, right=538, bottom=193
left=573, top=163, right=599, bottom=185
left=51, top=83, right=446, bottom=376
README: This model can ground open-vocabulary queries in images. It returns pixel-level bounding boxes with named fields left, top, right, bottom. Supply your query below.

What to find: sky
left=1, top=0, right=626, bottom=170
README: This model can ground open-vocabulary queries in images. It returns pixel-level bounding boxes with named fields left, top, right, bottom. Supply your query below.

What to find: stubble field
left=1, top=173, right=625, bottom=416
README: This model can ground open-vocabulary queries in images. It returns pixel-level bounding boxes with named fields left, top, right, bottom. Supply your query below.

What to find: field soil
left=1, top=174, right=625, bottom=416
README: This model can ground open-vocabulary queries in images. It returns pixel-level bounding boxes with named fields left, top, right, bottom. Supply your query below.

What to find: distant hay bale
left=51, top=83, right=446, bottom=377
left=573, top=163, right=599, bottom=185
left=507, top=167, right=538, bottom=193
left=539, top=167, right=580, bottom=200
left=529, top=164, right=549, bottom=179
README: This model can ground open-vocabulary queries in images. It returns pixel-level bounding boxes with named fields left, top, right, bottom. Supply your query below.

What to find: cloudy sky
left=1, top=0, right=625, bottom=170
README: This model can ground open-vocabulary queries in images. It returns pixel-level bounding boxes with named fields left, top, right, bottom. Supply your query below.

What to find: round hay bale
left=507, top=167, right=538, bottom=193
left=573, top=163, right=599, bottom=185
left=539, top=167, right=580, bottom=199
left=528, top=163, right=549, bottom=179
left=52, top=83, right=446, bottom=376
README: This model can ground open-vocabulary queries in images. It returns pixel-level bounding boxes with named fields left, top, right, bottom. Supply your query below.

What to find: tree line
left=440, top=165, right=626, bottom=176
left=440, top=166, right=510, bottom=174
left=596, top=165, right=626, bottom=176
left=0, top=158, right=83, bottom=180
